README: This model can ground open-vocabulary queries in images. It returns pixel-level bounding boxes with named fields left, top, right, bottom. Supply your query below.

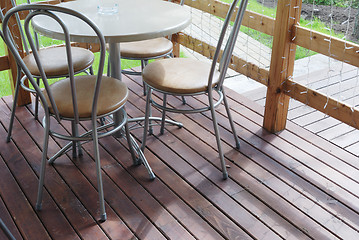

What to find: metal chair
left=2, top=4, right=155, bottom=222
left=141, top=0, right=248, bottom=179
left=3, top=0, right=95, bottom=142
left=108, top=0, right=185, bottom=96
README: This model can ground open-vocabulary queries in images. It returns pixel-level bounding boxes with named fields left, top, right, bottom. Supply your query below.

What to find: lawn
left=0, top=0, right=355, bottom=97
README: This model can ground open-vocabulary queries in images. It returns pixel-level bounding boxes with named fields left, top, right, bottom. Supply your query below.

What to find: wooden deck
left=243, top=60, right=359, bottom=157
left=0, top=71, right=359, bottom=239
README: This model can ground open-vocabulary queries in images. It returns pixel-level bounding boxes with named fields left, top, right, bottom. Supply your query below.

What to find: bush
left=303, top=0, right=358, bottom=8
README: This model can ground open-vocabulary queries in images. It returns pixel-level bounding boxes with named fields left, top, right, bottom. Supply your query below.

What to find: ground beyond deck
left=0, top=72, right=359, bottom=239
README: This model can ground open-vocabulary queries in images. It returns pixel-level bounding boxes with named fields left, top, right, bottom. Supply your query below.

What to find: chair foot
left=160, top=127, right=165, bottom=135
left=236, top=141, right=240, bottom=150
left=148, top=128, right=153, bottom=135
left=133, top=158, right=142, bottom=166
left=99, top=213, right=107, bottom=223
left=6, top=136, right=11, bottom=143
left=222, top=171, right=228, bottom=180
left=181, top=96, right=186, bottom=105
left=35, top=202, right=42, bottom=211
left=149, top=172, right=156, bottom=181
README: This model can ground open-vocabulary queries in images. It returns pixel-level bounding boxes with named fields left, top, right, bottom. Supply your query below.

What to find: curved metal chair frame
left=2, top=4, right=154, bottom=222
left=108, top=0, right=185, bottom=92
left=4, top=0, right=94, bottom=143
left=0, top=218, right=16, bottom=240
left=141, top=0, right=248, bottom=179
left=107, top=0, right=184, bottom=75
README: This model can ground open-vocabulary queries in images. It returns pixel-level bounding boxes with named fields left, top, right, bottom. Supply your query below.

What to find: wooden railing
left=178, top=0, right=359, bottom=132
left=1, top=0, right=359, bottom=133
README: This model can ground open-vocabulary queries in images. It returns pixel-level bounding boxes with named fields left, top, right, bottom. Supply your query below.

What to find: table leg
left=108, top=42, right=122, bottom=80
left=108, top=43, right=124, bottom=134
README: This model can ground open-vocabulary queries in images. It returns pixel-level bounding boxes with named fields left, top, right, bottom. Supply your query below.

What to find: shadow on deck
left=0, top=71, right=358, bottom=239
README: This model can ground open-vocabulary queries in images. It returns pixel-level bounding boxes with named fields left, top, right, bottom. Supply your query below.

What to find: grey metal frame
left=108, top=0, right=185, bottom=99
left=3, top=0, right=94, bottom=143
left=0, top=218, right=16, bottom=240
left=141, top=0, right=248, bottom=179
left=2, top=4, right=154, bottom=222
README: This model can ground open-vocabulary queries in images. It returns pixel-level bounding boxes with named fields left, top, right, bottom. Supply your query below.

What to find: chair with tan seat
left=108, top=0, right=184, bottom=96
left=2, top=4, right=154, bottom=222
left=141, top=0, right=248, bottom=179
left=4, top=0, right=95, bottom=142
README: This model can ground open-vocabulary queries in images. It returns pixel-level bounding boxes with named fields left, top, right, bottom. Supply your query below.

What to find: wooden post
left=263, top=0, right=302, bottom=132
left=171, top=33, right=180, bottom=58
left=1, top=0, right=31, bottom=106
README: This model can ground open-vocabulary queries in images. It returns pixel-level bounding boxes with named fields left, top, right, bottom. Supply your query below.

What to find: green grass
left=0, top=33, right=141, bottom=97
left=221, top=0, right=347, bottom=59
left=0, top=0, right=352, bottom=97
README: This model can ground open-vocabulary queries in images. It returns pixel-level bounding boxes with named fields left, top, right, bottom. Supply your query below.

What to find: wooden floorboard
left=245, top=63, right=359, bottom=157
left=0, top=72, right=358, bottom=239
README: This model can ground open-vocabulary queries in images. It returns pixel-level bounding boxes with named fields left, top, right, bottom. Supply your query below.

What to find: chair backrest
left=2, top=4, right=106, bottom=124
left=208, top=0, right=248, bottom=90
left=0, top=0, right=37, bottom=56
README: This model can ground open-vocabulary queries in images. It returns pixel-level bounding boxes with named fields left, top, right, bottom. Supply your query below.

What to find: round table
left=31, top=0, right=190, bottom=131
left=31, top=0, right=191, bottom=79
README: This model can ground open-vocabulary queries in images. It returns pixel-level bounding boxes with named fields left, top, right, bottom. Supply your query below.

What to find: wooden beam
left=0, top=56, right=10, bottom=71
left=171, top=33, right=181, bottom=58
left=1, top=0, right=31, bottom=106
left=177, top=32, right=269, bottom=85
left=183, top=0, right=275, bottom=36
left=263, top=0, right=302, bottom=133
left=283, top=79, right=359, bottom=128
left=293, top=25, right=359, bottom=68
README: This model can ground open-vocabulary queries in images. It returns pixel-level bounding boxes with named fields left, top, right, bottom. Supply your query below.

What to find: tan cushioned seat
left=23, top=46, right=94, bottom=77
left=44, top=75, right=128, bottom=118
left=142, top=58, right=220, bottom=94
left=120, top=37, right=173, bottom=58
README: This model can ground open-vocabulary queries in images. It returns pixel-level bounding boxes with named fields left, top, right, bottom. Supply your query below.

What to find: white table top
left=31, top=0, right=191, bottom=43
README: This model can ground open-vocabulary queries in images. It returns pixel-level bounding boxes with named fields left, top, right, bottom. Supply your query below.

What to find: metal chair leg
left=0, top=218, right=16, bottom=240
left=222, top=89, right=240, bottom=149
left=34, top=78, right=40, bottom=120
left=141, top=88, right=152, bottom=152
left=7, top=68, right=21, bottom=142
left=181, top=96, right=186, bottom=105
left=160, top=93, right=167, bottom=135
left=89, top=66, right=94, bottom=75
left=92, top=118, right=106, bottom=222
left=141, top=60, right=147, bottom=96
left=36, top=116, right=51, bottom=211
left=209, top=94, right=228, bottom=180
left=148, top=88, right=154, bottom=135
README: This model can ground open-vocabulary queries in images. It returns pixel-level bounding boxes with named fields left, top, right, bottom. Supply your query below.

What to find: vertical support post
left=171, top=33, right=180, bottom=58
left=1, top=0, right=31, bottom=106
left=263, top=0, right=302, bottom=132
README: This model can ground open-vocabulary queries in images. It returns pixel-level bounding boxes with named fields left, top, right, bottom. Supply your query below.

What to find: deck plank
left=0, top=200, right=21, bottom=240
left=1, top=96, right=134, bottom=240
left=127, top=74, right=359, bottom=239
left=0, top=71, right=358, bottom=239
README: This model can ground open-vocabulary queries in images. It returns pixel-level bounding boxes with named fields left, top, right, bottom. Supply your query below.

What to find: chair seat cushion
left=120, top=38, right=173, bottom=59
left=45, top=75, right=128, bottom=118
left=142, top=58, right=220, bottom=94
left=23, top=46, right=94, bottom=77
